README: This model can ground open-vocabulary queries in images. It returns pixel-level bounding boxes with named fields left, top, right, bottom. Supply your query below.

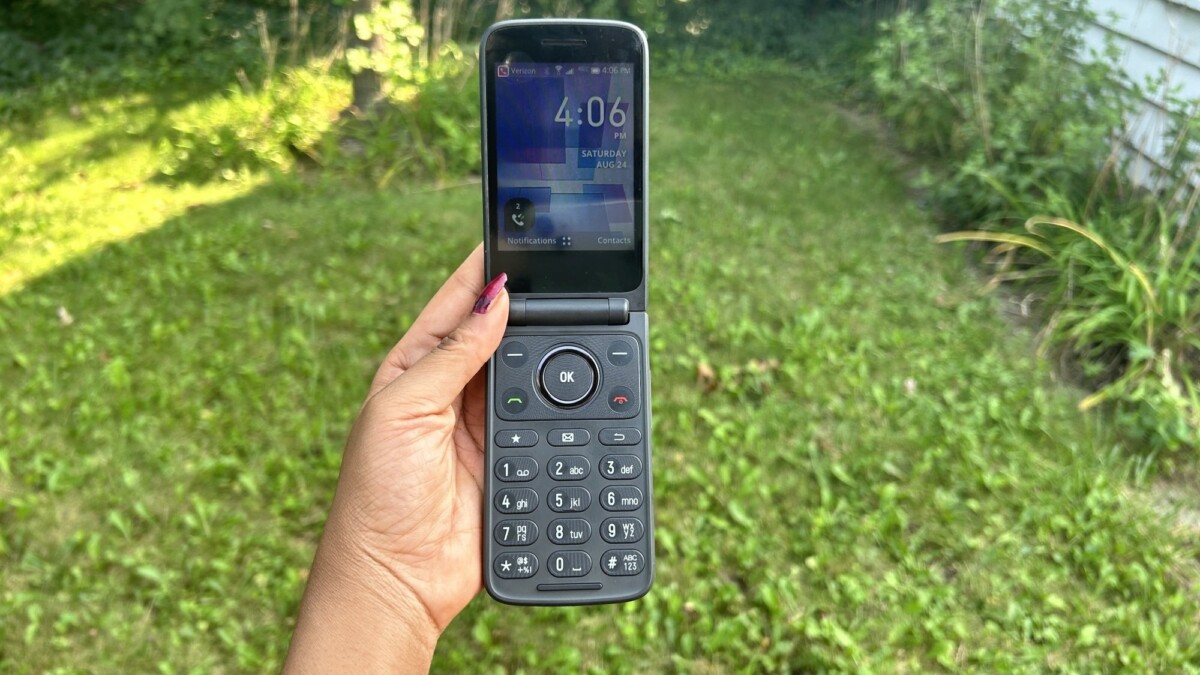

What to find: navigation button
left=538, top=347, right=597, bottom=408
left=606, top=339, right=635, bottom=367
left=500, top=341, right=529, bottom=369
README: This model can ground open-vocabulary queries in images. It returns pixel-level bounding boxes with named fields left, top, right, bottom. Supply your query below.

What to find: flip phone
left=480, top=19, right=653, bottom=605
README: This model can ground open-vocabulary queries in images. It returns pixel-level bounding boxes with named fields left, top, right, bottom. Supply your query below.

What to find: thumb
left=378, top=273, right=509, bottom=416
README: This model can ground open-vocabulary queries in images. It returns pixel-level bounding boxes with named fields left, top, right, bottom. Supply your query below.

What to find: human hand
left=285, top=244, right=508, bottom=673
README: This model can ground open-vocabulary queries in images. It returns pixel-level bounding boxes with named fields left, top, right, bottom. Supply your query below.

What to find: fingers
left=369, top=245, right=488, bottom=398
left=373, top=281, right=509, bottom=417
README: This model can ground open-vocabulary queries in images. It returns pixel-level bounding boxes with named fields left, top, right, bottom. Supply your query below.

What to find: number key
left=600, top=486, right=642, bottom=511
left=548, top=518, right=592, bottom=544
left=601, top=517, right=644, bottom=543
left=495, top=457, right=538, bottom=482
left=549, top=455, right=590, bottom=481
left=494, top=519, right=538, bottom=546
left=548, top=487, right=590, bottom=513
left=494, top=488, right=537, bottom=514
left=600, top=454, right=642, bottom=479
left=548, top=551, right=592, bottom=578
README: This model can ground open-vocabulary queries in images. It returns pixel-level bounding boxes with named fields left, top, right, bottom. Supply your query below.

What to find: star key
left=494, top=429, right=538, bottom=448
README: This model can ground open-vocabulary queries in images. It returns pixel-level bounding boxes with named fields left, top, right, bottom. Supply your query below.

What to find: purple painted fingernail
left=473, top=273, right=507, bottom=315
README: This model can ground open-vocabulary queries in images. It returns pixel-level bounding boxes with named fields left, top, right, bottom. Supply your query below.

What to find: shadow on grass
left=0, top=175, right=483, bottom=668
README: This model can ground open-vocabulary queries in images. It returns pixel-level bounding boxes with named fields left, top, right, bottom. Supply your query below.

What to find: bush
left=873, top=0, right=1200, bottom=450
left=937, top=193, right=1200, bottom=451
left=871, top=0, right=1134, bottom=223
left=158, top=67, right=346, bottom=181
left=326, top=45, right=480, bottom=186
left=158, top=45, right=479, bottom=185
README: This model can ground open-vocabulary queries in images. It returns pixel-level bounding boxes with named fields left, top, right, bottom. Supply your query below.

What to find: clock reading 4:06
left=554, top=96, right=627, bottom=128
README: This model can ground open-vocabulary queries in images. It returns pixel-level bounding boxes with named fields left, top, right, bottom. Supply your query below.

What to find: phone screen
left=494, top=62, right=636, bottom=252
left=483, top=22, right=646, bottom=295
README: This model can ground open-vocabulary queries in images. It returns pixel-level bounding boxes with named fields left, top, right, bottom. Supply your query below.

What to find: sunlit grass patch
left=0, top=98, right=261, bottom=295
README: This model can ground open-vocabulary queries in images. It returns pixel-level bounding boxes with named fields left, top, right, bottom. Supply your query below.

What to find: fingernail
left=473, top=273, right=507, bottom=315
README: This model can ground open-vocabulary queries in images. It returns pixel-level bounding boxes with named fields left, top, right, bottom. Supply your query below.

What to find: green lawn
left=2, top=76, right=1198, bottom=672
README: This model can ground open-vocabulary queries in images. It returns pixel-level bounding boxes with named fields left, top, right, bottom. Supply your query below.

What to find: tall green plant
left=935, top=195, right=1200, bottom=450
left=870, top=0, right=1134, bottom=223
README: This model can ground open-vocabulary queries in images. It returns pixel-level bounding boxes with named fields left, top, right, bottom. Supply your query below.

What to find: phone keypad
left=488, top=332, right=651, bottom=600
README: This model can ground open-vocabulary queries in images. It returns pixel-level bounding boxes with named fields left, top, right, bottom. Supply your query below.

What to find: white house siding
left=1081, top=0, right=1200, bottom=189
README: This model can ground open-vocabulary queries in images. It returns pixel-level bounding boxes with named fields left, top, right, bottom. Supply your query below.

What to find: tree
left=349, top=0, right=385, bottom=114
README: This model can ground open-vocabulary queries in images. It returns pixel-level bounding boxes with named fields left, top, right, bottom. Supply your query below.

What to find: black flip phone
left=480, top=19, right=653, bottom=606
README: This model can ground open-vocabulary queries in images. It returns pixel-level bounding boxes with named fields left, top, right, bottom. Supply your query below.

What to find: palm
left=286, top=248, right=507, bottom=670
left=335, top=363, right=491, bottom=631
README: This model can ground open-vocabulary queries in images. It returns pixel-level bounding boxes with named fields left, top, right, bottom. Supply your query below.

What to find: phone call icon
left=504, top=198, right=534, bottom=233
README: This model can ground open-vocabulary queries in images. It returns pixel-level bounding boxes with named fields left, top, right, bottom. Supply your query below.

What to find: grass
left=2, top=76, right=1199, bottom=671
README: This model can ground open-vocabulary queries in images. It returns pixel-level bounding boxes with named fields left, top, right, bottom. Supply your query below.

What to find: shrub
left=158, top=45, right=479, bottom=185
left=158, top=67, right=346, bottom=181
left=937, top=193, right=1200, bottom=451
left=875, top=0, right=1200, bottom=450
left=870, top=0, right=1134, bottom=223
left=324, top=43, right=480, bottom=186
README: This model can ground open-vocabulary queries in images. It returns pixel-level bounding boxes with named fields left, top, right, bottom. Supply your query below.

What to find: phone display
left=481, top=19, right=653, bottom=607
left=494, top=62, right=636, bottom=252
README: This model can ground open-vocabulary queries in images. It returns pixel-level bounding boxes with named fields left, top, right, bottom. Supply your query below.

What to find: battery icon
left=590, top=67, right=601, bottom=74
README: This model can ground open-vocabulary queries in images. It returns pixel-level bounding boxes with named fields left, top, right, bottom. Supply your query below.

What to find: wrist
left=285, top=526, right=441, bottom=673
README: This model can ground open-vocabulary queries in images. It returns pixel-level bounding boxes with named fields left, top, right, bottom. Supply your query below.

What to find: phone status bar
left=496, top=64, right=631, bottom=78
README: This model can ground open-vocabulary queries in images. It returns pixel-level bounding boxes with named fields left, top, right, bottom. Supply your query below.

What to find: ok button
left=538, top=347, right=598, bottom=408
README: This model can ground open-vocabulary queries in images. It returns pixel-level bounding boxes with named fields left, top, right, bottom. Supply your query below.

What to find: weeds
left=874, top=0, right=1200, bottom=450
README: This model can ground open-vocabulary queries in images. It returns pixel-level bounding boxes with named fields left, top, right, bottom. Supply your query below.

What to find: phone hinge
left=509, top=298, right=630, bottom=326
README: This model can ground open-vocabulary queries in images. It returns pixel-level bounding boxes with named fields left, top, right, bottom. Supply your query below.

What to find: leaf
left=934, top=230, right=1053, bottom=257
left=1127, top=342, right=1155, bottom=364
